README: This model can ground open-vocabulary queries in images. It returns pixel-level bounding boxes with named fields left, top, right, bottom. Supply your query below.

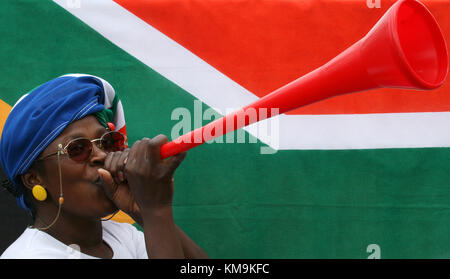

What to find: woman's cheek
left=62, top=182, right=116, bottom=217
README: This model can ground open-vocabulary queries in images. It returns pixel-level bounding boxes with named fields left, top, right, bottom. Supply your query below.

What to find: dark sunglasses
left=37, top=131, right=125, bottom=163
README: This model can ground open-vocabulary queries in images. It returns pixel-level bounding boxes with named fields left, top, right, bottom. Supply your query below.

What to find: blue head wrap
left=0, top=74, right=122, bottom=211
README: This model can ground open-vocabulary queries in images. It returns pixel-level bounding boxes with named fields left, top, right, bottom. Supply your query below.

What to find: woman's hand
left=98, top=136, right=207, bottom=258
left=125, top=135, right=186, bottom=211
left=99, top=135, right=187, bottom=258
left=98, top=135, right=186, bottom=220
left=98, top=148, right=142, bottom=223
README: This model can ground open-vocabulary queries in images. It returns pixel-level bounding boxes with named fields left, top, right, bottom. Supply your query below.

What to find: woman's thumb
left=98, top=168, right=117, bottom=197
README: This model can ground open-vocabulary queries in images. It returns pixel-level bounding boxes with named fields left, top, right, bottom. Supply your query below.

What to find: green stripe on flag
left=1, top=0, right=450, bottom=258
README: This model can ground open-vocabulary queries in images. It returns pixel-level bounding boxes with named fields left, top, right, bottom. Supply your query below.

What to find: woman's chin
left=99, top=198, right=119, bottom=217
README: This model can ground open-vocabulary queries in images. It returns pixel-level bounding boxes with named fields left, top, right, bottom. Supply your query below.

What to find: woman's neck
left=34, top=210, right=104, bottom=249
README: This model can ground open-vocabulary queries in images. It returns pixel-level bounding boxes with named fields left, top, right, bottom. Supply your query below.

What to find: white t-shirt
left=0, top=220, right=148, bottom=259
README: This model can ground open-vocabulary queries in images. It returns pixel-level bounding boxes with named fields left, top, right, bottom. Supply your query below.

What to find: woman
left=0, top=74, right=208, bottom=259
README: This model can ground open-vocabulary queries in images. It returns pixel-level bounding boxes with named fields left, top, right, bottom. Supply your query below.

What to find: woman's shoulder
left=102, top=220, right=148, bottom=259
left=102, top=220, right=142, bottom=234
left=102, top=220, right=144, bottom=244
left=0, top=227, right=70, bottom=259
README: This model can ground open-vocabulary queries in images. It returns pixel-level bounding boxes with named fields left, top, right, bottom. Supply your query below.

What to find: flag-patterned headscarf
left=0, top=74, right=127, bottom=211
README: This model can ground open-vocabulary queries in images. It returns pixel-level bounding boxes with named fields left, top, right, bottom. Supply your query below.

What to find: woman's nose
left=89, top=144, right=107, bottom=166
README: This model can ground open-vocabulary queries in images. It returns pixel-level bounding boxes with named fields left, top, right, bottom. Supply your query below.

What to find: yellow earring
left=32, top=185, right=47, bottom=201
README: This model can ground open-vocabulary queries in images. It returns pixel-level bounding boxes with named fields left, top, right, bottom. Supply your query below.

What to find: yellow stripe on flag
left=0, top=99, right=12, bottom=138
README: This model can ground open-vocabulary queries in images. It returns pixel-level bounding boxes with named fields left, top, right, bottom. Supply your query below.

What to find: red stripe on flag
left=114, top=0, right=450, bottom=115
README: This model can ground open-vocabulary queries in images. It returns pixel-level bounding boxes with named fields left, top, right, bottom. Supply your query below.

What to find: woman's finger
left=98, top=168, right=117, bottom=200
left=125, top=140, right=141, bottom=170
left=109, top=151, right=124, bottom=182
left=149, top=135, right=168, bottom=163
left=124, top=139, right=148, bottom=177
left=104, top=152, right=115, bottom=171
left=165, top=151, right=187, bottom=176
left=116, top=148, right=130, bottom=182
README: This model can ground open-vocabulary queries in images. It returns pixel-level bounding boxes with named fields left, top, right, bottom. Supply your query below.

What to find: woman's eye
left=68, top=143, right=85, bottom=155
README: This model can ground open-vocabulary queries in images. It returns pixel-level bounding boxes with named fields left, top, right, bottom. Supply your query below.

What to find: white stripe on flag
left=53, top=0, right=450, bottom=150
left=278, top=112, right=450, bottom=150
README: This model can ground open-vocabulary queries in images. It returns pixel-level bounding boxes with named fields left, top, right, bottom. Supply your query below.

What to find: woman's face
left=34, top=115, right=117, bottom=219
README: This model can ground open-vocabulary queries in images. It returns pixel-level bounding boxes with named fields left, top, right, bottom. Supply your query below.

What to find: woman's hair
left=0, top=166, right=36, bottom=220
left=14, top=181, right=36, bottom=221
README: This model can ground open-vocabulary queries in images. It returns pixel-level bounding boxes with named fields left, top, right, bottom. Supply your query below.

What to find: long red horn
left=161, top=0, right=448, bottom=159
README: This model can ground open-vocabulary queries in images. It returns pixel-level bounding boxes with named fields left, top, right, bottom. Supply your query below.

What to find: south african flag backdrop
left=1, top=0, right=450, bottom=259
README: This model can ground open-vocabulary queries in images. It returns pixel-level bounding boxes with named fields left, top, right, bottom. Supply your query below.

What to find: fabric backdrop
left=1, top=0, right=450, bottom=258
